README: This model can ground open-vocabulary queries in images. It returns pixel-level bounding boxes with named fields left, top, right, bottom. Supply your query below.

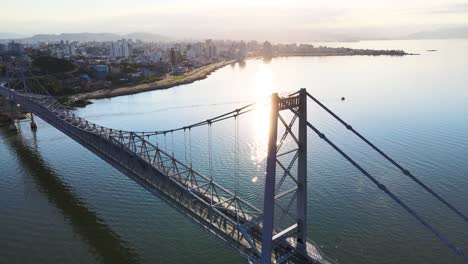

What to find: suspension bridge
left=0, top=70, right=466, bottom=264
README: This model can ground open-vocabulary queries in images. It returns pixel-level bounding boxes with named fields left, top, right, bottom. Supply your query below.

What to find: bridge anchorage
left=1, top=69, right=466, bottom=263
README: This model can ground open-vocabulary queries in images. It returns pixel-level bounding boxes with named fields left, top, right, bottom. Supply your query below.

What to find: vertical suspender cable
left=189, top=128, right=192, bottom=168
left=208, top=122, right=213, bottom=205
left=208, top=123, right=212, bottom=181
left=235, top=113, right=240, bottom=226
left=184, top=128, right=187, bottom=164
left=235, top=113, right=240, bottom=198
left=171, top=131, right=174, bottom=157
left=164, top=132, right=167, bottom=153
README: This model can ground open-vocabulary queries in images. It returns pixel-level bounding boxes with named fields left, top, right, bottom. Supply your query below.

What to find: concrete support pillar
left=30, top=112, right=37, bottom=130
left=8, top=100, right=17, bottom=131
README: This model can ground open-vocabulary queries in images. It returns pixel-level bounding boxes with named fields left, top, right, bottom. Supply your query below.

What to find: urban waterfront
left=1, top=39, right=467, bottom=264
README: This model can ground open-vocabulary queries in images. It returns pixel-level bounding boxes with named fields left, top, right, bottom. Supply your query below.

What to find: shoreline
left=275, top=53, right=419, bottom=57
left=69, top=51, right=413, bottom=105
left=72, top=60, right=237, bottom=102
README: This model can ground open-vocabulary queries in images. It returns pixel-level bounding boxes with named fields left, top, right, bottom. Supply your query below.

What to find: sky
left=2, top=0, right=468, bottom=41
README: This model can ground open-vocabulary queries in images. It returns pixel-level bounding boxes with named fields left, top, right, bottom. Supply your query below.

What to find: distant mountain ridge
left=406, top=27, right=468, bottom=39
left=0, top=32, right=27, bottom=39
left=3, top=27, right=468, bottom=43
left=1, top=32, right=172, bottom=42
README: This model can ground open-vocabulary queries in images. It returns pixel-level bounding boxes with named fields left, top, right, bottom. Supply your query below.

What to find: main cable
left=306, top=92, right=468, bottom=222
left=291, top=106, right=467, bottom=261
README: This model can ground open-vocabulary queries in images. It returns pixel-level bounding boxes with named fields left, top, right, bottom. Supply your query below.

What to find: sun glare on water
left=249, top=63, right=274, bottom=182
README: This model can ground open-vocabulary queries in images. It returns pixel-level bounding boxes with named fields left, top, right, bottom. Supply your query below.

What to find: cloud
left=1, top=0, right=468, bottom=41
left=75, top=7, right=349, bottom=35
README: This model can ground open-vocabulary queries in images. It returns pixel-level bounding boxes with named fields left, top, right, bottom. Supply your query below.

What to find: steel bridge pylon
left=261, top=88, right=308, bottom=263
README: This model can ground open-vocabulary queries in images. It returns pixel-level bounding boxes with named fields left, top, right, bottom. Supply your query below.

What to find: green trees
left=30, top=56, right=76, bottom=96
left=40, top=76, right=74, bottom=95
left=33, top=56, right=76, bottom=74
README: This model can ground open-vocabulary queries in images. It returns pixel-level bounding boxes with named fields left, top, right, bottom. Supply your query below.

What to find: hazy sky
left=2, top=0, right=468, bottom=40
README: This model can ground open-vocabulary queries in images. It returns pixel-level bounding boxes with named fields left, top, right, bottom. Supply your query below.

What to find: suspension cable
left=189, top=128, right=192, bottom=168
left=235, top=113, right=240, bottom=225
left=208, top=122, right=213, bottom=181
left=171, top=131, right=174, bottom=157
left=235, top=112, right=240, bottom=197
left=290, top=106, right=467, bottom=261
left=306, top=92, right=468, bottom=222
left=208, top=122, right=214, bottom=206
left=5, top=71, right=256, bottom=138
left=164, top=133, right=167, bottom=153
left=141, top=103, right=255, bottom=136
left=184, top=129, right=187, bottom=164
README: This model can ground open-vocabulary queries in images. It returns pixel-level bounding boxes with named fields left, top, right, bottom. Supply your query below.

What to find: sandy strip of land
left=73, top=60, right=236, bottom=101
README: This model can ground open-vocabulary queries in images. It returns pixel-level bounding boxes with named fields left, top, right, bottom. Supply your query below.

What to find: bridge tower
left=261, top=88, right=308, bottom=263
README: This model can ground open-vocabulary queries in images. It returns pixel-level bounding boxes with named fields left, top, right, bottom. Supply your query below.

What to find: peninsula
left=73, top=60, right=235, bottom=101
left=0, top=38, right=413, bottom=106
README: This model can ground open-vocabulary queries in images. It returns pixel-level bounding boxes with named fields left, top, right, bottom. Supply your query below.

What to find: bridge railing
left=0, top=77, right=273, bottom=261
left=4, top=72, right=465, bottom=263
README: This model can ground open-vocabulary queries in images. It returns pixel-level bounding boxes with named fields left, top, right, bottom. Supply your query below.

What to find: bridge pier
left=1, top=94, right=37, bottom=130
left=30, top=113, right=37, bottom=130
left=0, top=97, right=18, bottom=131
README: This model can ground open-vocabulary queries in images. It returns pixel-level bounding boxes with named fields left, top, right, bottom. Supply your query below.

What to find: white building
left=151, top=51, right=163, bottom=62
left=204, top=39, right=217, bottom=59
left=110, top=40, right=132, bottom=58
left=238, top=41, right=247, bottom=59
left=122, top=42, right=130, bottom=58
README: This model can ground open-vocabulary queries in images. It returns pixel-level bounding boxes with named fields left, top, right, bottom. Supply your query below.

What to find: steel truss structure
left=0, top=71, right=332, bottom=264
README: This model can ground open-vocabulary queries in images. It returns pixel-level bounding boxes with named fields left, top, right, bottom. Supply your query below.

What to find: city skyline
left=2, top=0, right=468, bottom=41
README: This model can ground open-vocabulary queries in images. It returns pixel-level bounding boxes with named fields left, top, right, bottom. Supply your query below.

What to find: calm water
left=1, top=39, right=467, bottom=264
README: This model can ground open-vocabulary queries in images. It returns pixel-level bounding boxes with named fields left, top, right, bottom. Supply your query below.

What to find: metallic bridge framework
left=1, top=71, right=466, bottom=263
left=0, top=72, right=332, bottom=264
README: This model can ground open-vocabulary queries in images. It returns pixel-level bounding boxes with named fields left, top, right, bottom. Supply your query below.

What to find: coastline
left=275, top=53, right=418, bottom=57
left=72, top=59, right=237, bottom=102
left=69, top=51, right=412, bottom=105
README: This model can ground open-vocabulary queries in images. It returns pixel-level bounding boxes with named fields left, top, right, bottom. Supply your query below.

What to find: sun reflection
left=250, top=63, right=274, bottom=172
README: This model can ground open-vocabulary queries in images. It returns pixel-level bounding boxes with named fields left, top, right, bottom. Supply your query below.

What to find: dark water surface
left=1, top=39, right=467, bottom=264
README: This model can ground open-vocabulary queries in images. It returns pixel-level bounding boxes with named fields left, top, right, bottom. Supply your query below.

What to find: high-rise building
left=122, top=42, right=130, bottom=58
left=204, top=39, right=216, bottom=59
left=238, top=41, right=247, bottom=60
left=8, top=42, right=24, bottom=55
left=209, top=45, right=217, bottom=59
left=151, top=51, right=162, bottom=62
left=170, top=48, right=177, bottom=65
left=110, top=42, right=120, bottom=58
left=263, top=41, right=273, bottom=58
left=0, top=44, right=6, bottom=54
left=204, top=40, right=217, bottom=59
left=109, top=40, right=131, bottom=58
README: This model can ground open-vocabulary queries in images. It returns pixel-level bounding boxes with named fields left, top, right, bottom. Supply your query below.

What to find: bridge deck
left=0, top=82, right=332, bottom=264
